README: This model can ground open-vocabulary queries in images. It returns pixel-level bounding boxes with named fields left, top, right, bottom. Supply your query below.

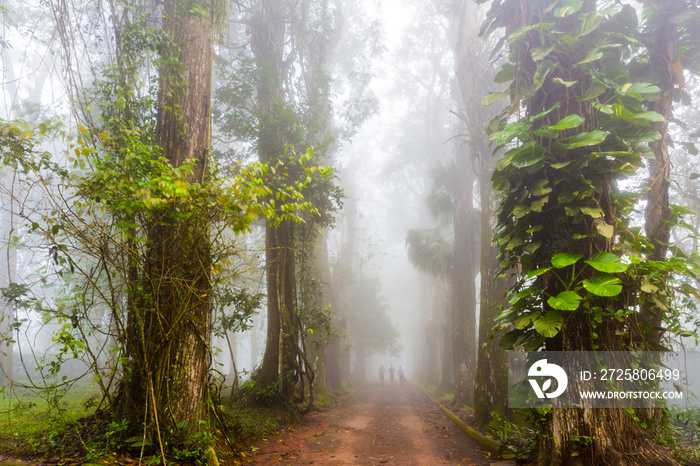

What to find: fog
left=3, top=1, right=700, bottom=462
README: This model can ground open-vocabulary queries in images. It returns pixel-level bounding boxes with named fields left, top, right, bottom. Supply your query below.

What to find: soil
left=242, top=384, right=502, bottom=465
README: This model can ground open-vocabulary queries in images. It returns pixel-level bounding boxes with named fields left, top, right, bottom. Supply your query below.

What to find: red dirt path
left=243, top=384, right=501, bottom=465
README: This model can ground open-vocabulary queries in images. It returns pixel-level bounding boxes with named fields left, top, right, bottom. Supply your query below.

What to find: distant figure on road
left=389, top=365, right=396, bottom=384
left=379, top=365, right=386, bottom=385
left=398, top=366, right=405, bottom=385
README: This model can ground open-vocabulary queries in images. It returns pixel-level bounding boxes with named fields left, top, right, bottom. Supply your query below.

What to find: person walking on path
left=398, top=366, right=405, bottom=385
left=389, top=365, right=396, bottom=384
left=379, top=365, right=386, bottom=385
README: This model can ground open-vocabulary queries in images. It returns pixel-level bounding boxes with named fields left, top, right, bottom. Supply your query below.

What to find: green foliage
left=215, top=288, right=264, bottom=334
left=0, top=104, right=331, bottom=458
left=666, top=406, right=700, bottom=463
left=486, top=411, right=538, bottom=460
left=482, top=0, right=700, bottom=352
left=240, top=377, right=290, bottom=409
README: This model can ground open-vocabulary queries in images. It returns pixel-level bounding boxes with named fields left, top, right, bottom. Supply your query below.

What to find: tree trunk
left=451, top=157, right=476, bottom=405
left=449, top=0, right=481, bottom=407
left=226, top=331, right=238, bottom=395
left=0, top=170, right=16, bottom=387
left=308, top=229, right=331, bottom=393
left=250, top=314, right=260, bottom=370
left=116, top=0, right=219, bottom=438
left=642, top=1, right=680, bottom=344
left=529, top=2, right=677, bottom=462
left=325, top=338, right=342, bottom=390
left=439, top=291, right=453, bottom=393
left=327, top=195, right=357, bottom=390
left=473, top=160, right=510, bottom=426
left=251, top=0, right=292, bottom=393
left=423, top=277, right=443, bottom=386
left=275, top=220, right=299, bottom=399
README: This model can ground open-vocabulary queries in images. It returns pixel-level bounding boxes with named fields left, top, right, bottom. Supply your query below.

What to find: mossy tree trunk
left=451, top=145, right=477, bottom=406
left=473, top=159, right=510, bottom=426
left=116, top=0, right=221, bottom=440
left=642, top=0, right=681, bottom=345
left=482, top=0, right=684, bottom=463
left=449, top=0, right=509, bottom=421
left=250, top=0, right=295, bottom=394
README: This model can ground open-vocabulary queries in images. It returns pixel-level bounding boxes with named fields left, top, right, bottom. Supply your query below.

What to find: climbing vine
left=480, top=0, right=700, bottom=462
left=481, top=0, right=699, bottom=353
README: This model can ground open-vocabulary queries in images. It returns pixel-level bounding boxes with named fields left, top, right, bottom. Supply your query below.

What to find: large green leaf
left=533, top=311, right=563, bottom=338
left=530, top=196, right=549, bottom=212
left=583, top=274, right=623, bottom=297
left=506, top=236, right=525, bottom=250
left=531, top=179, right=552, bottom=196
left=547, top=291, right=582, bottom=311
left=531, top=45, right=556, bottom=62
left=580, top=206, right=604, bottom=218
left=548, top=114, right=585, bottom=131
left=499, top=329, right=527, bottom=350
left=532, top=59, right=556, bottom=93
left=483, top=91, right=509, bottom=106
left=533, top=127, right=559, bottom=138
left=634, top=111, right=665, bottom=123
left=506, top=22, right=556, bottom=46
left=527, top=266, right=552, bottom=278
left=531, top=103, right=561, bottom=121
left=509, top=288, right=536, bottom=305
left=577, top=49, right=603, bottom=65
left=552, top=77, right=578, bottom=87
left=580, top=80, right=608, bottom=101
left=511, top=144, right=545, bottom=168
left=594, top=219, right=614, bottom=239
left=490, top=121, right=530, bottom=146
left=584, top=252, right=628, bottom=273
left=551, top=252, right=583, bottom=268
left=619, top=82, right=661, bottom=97
left=555, top=0, right=583, bottom=17
left=561, top=130, right=607, bottom=149
left=515, top=313, right=539, bottom=330
left=624, top=127, right=662, bottom=144
left=494, top=64, right=515, bottom=84
left=574, top=11, right=603, bottom=38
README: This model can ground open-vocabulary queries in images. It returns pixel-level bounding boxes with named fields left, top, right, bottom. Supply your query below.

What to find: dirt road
left=244, top=384, right=500, bottom=465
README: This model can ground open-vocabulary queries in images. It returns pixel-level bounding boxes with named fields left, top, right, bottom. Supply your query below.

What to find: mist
left=3, top=0, right=700, bottom=464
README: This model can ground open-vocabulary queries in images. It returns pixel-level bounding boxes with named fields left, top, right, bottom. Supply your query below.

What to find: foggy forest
left=2, top=0, right=700, bottom=465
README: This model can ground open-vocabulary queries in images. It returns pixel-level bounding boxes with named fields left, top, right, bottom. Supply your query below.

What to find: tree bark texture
left=117, top=0, right=219, bottom=437
left=449, top=0, right=481, bottom=407
left=451, top=149, right=476, bottom=406
left=450, top=0, right=510, bottom=424
left=473, top=158, right=510, bottom=426
left=250, top=0, right=293, bottom=392
left=642, top=1, right=680, bottom=345
left=514, top=1, right=679, bottom=463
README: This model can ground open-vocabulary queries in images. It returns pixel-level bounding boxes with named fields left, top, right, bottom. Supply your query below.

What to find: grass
left=0, top=380, right=348, bottom=465
left=0, top=381, right=101, bottom=459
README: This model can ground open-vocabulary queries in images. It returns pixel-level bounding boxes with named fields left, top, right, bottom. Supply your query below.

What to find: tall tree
left=641, top=0, right=684, bottom=346
left=481, top=0, right=697, bottom=463
left=447, top=0, right=510, bottom=425
left=447, top=0, right=481, bottom=406
left=115, top=0, right=225, bottom=440
left=249, top=0, right=296, bottom=395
